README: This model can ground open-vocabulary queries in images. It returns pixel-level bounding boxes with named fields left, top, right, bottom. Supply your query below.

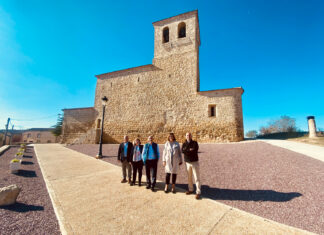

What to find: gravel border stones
left=0, top=146, right=61, bottom=235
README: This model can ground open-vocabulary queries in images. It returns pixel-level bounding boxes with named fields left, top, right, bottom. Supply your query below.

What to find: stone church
left=62, top=10, right=244, bottom=144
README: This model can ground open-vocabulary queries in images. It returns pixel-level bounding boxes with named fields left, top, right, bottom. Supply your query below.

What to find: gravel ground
left=0, top=146, right=60, bottom=235
left=68, top=141, right=324, bottom=234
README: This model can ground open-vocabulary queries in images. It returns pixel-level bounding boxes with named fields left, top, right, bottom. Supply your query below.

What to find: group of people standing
left=117, top=132, right=201, bottom=199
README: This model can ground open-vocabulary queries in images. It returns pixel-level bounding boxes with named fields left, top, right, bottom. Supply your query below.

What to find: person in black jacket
left=130, top=138, right=144, bottom=186
left=117, top=135, right=133, bottom=183
left=142, top=136, right=160, bottom=192
left=182, top=132, right=201, bottom=199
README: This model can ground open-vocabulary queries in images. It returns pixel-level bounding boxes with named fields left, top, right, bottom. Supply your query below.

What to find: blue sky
left=0, top=0, right=323, bottom=133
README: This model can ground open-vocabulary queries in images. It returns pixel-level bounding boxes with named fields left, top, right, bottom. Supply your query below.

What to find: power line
left=11, top=114, right=58, bottom=122
left=9, top=119, right=14, bottom=128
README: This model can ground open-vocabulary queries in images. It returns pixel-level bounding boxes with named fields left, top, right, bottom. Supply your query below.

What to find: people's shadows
left=21, top=161, right=34, bottom=165
left=130, top=181, right=164, bottom=192
left=153, top=182, right=165, bottom=192
left=15, top=170, right=37, bottom=177
left=176, top=184, right=302, bottom=202
left=101, top=155, right=117, bottom=159
left=23, top=155, right=33, bottom=158
left=0, top=202, right=44, bottom=212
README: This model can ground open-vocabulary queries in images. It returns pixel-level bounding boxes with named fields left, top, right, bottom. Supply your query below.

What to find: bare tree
left=246, top=130, right=257, bottom=138
left=259, top=116, right=297, bottom=135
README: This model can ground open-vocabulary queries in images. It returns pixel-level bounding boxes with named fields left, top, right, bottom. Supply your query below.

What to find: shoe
left=121, top=179, right=127, bottom=183
left=195, top=194, right=201, bottom=200
left=138, top=182, right=141, bottom=187
left=164, top=185, right=169, bottom=193
left=151, top=187, right=155, bottom=192
left=128, top=179, right=131, bottom=184
left=146, top=185, right=151, bottom=189
left=171, top=185, right=176, bottom=194
left=130, top=182, right=134, bottom=186
left=185, top=191, right=193, bottom=195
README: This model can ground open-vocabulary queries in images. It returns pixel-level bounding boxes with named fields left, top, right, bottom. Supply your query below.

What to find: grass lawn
left=288, top=136, right=324, bottom=147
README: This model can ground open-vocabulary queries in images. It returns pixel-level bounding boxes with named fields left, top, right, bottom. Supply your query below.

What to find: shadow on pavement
left=21, top=161, right=34, bottom=165
left=15, top=170, right=37, bottom=177
left=0, top=202, right=44, bottom=212
left=101, top=155, right=117, bottom=159
left=176, top=184, right=302, bottom=202
left=23, top=155, right=33, bottom=158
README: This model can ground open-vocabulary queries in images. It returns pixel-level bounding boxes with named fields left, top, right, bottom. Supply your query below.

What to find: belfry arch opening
left=178, top=22, right=186, bottom=38
left=162, top=27, right=169, bottom=43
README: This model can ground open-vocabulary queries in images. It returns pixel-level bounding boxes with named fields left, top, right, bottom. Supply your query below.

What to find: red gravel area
left=0, top=146, right=60, bottom=235
left=68, top=141, right=324, bottom=234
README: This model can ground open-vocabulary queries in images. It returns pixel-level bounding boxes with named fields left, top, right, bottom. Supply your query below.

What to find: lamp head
left=101, top=96, right=108, bottom=106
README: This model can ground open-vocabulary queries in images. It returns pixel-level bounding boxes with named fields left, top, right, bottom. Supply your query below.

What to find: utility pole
left=9, top=125, right=14, bottom=145
left=2, top=118, right=10, bottom=146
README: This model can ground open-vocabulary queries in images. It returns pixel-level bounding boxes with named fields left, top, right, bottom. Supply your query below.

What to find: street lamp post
left=96, top=96, right=108, bottom=159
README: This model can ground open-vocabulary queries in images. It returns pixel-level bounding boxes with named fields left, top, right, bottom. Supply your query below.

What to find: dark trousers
left=165, top=173, right=177, bottom=185
left=132, top=160, right=143, bottom=184
left=145, top=159, right=158, bottom=188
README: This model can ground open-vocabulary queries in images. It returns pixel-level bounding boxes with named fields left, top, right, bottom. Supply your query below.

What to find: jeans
left=131, top=160, right=143, bottom=184
left=145, top=159, right=158, bottom=188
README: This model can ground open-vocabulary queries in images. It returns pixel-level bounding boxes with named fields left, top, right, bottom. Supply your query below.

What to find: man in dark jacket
left=182, top=132, right=201, bottom=199
left=142, top=136, right=160, bottom=192
left=118, top=135, right=133, bottom=183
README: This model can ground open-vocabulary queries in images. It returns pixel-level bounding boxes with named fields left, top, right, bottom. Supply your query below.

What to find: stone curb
left=0, top=145, right=10, bottom=155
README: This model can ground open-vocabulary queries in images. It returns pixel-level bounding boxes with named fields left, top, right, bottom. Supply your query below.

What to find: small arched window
left=208, top=104, right=217, bottom=117
left=163, top=27, right=169, bottom=43
left=178, top=22, right=186, bottom=38
left=96, top=119, right=101, bottom=128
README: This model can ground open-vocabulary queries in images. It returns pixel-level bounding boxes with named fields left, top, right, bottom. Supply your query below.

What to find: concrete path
left=34, top=144, right=314, bottom=235
left=260, top=139, right=324, bottom=162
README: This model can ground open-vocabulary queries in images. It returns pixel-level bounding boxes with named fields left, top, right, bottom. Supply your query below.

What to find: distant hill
left=257, top=132, right=308, bottom=140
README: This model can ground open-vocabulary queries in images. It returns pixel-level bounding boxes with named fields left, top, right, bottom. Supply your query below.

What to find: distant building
left=0, top=130, right=24, bottom=145
left=22, top=128, right=58, bottom=143
left=0, top=128, right=58, bottom=145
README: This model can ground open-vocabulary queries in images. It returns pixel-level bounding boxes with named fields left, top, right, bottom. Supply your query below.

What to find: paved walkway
left=260, top=139, right=324, bottom=162
left=34, top=144, right=314, bottom=235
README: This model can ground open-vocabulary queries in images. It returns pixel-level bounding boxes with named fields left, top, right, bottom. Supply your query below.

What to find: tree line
left=246, top=116, right=299, bottom=138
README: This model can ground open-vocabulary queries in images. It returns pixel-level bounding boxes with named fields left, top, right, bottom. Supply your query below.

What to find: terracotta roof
left=24, top=128, right=54, bottom=132
left=95, top=64, right=157, bottom=79
left=0, top=129, right=24, bottom=134
left=198, top=87, right=244, bottom=95
left=62, top=107, right=94, bottom=111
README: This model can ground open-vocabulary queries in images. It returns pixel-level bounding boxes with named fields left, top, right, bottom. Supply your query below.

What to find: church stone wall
left=94, top=51, right=243, bottom=144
